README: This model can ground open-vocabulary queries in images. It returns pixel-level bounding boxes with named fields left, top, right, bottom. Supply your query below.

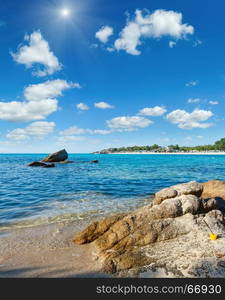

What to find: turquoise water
left=1, top=153, right=225, bottom=229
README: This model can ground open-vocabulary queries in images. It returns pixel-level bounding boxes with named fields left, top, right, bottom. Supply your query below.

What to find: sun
left=61, top=8, right=71, bottom=17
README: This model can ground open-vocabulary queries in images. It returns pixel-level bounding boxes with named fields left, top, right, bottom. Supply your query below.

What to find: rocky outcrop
left=73, top=181, right=225, bottom=277
left=153, top=181, right=203, bottom=205
left=202, top=180, right=225, bottom=212
left=202, top=180, right=225, bottom=199
left=42, top=149, right=68, bottom=163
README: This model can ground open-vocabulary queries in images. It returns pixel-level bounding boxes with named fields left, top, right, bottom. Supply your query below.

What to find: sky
left=0, top=0, right=225, bottom=153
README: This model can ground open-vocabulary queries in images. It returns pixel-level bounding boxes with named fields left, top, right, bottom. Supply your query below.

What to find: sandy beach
left=0, top=218, right=108, bottom=278
left=110, top=152, right=225, bottom=155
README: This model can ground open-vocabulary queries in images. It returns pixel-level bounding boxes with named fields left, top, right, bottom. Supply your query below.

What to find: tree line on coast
left=96, top=138, right=225, bottom=153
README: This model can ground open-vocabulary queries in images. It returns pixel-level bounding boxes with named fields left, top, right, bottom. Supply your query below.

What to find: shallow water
left=1, top=153, right=225, bottom=229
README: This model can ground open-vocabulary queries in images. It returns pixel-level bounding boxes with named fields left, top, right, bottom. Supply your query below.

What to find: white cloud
left=58, top=135, right=85, bottom=143
left=24, top=79, right=80, bottom=102
left=185, top=80, right=199, bottom=87
left=94, top=102, right=114, bottom=109
left=193, top=39, right=202, bottom=47
left=166, top=109, right=213, bottom=129
left=169, top=41, right=176, bottom=48
left=76, top=103, right=89, bottom=110
left=209, top=101, right=219, bottom=105
left=90, top=43, right=99, bottom=49
left=95, top=26, right=114, bottom=43
left=107, top=116, right=153, bottom=131
left=114, top=9, right=194, bottom=55
left=187, top=98, right=201, bottom=103
left=138, top=106, right=166, bottom=116
left=91, top=129, right=112, bottom=135
left=60, top=126, right=86, bottom=136
left=12, top=31, right=62, bottom=76
left=0, top=100, right=57, bottom=122
left=59, top=126, right=112, bottom=136
left=7, top=121, right=55, bottom=140
left=0, top=79, right=78, bottom=122
left=106, top=47, right=115, bottom=52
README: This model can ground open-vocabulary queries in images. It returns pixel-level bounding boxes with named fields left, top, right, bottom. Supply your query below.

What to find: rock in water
left=42, top=163, right=55, bottom=168
left=42, top=149, right=68, bottom=162
left=28, top=161, right=48, bottom=167
left=90, top=160, right=99, bottom=163
left=59, top=160, right=74, bottom=164
left=28, top=161, right=55, bottom=168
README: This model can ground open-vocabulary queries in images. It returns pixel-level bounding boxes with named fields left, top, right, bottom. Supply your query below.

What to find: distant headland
left=94, top=138, right=225, bottom=154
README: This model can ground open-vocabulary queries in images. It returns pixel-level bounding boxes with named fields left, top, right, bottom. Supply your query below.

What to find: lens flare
left=61, top=8, right=70, bottom=17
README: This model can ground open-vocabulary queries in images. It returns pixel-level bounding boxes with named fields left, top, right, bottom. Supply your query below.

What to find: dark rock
left=42, top=163, right=55, bottom=168
left=42, top=149, right=68, bottom=162
left=90, top=160, right=99, bottom=163
left=28, top=161, right=55, bottom=168
left=59, top=160, right=74, bottom=164
left=28, top=161, right=48, bottom=167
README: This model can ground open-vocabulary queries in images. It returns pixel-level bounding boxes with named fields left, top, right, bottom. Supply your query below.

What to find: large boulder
left=42, top=149, right=68, bottom=163
left=201, top=180, right=225, bottom=212
left=73, top=181, right=223, bottom=276
left=202, top=180, right=225, bottom=200
left=153, top=181, right=203, bottom=205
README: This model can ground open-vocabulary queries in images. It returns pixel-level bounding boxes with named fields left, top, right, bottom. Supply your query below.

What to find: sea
left=1, top=153, right=225, bottom=230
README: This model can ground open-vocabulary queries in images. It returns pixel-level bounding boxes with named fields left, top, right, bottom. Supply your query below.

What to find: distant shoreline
left=103, top=152, right=225, bottom=155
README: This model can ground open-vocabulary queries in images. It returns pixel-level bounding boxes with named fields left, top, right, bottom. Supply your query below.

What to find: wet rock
left=59, top=160, right=74, bottom=164
left=28, top=161, right=47, bottom=167
left=42, top=149, right=68, bottom=163
left=28, top=161, right=55, bottom=168
left=42, top=163, right=55, bottom=168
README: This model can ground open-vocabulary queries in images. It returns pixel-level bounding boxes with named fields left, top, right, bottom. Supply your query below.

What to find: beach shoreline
left=0, top=217, right=109, bottom=278
left=108, top=152, right=225, bottom=155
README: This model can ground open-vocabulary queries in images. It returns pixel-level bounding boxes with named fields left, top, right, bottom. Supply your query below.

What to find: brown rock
left=202, top=180, right=225, bottom=212
left=202, top=180, right=225, bottom=199
left=153, top=181, right=203, bottom=205
left=73, top=181, right=225, bottom=275
left=73, top=214, right=126, bottom=244
left=42, top=149, right=68, bottom=162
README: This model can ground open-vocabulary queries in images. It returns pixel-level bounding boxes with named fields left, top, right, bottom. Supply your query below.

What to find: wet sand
left=0, top=219, right=109, bottom=278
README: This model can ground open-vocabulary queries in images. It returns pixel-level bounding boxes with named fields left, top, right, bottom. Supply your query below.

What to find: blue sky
left=0, top=0, right=225, bottom=153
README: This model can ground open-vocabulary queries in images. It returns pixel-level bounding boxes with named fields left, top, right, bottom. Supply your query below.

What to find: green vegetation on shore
left=95, top=138, right=225, bottom=154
